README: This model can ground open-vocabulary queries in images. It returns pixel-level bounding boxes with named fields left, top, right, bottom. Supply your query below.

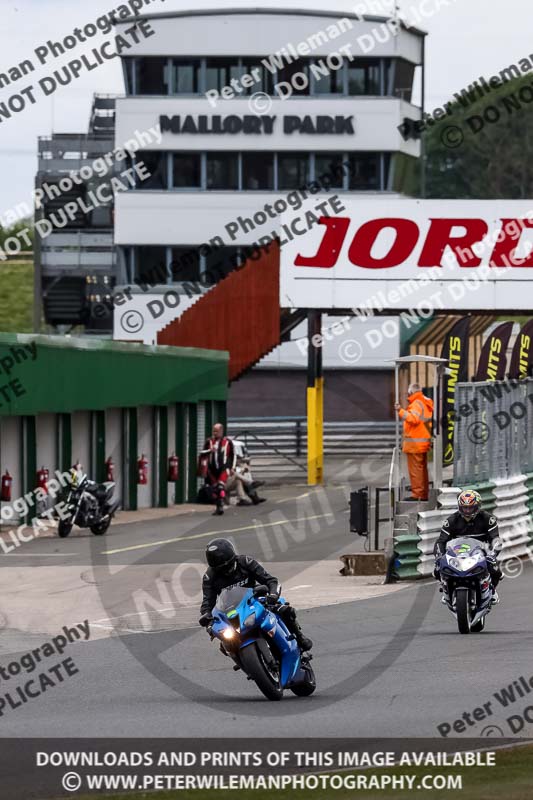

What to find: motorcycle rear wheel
left=290, top=663, right=316, bottom=697
left=90, top=518, right=111, bottom=536
left=240, top=643, right=283, bottom=701
left=57, top=520, right=72, bottom=538
left=456, top=588, right=471, bottom=634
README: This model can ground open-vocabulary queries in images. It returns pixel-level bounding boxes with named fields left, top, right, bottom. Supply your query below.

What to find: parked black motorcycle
left=57, top=472, right=120, bottom=538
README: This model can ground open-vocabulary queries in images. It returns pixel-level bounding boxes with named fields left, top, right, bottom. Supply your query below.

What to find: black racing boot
left=292, top=618, right=313, bottom=651
left=250, top=490, right=266, bottom=505
left=278, top=605, right=312, bottom=651
left=213, top=500, right=224, bottom=516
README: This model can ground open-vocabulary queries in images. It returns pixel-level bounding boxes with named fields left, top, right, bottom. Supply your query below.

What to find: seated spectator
left=226, top=439, right=266, bottom=507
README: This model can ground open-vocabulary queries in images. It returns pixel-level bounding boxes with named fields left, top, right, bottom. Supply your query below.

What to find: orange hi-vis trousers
left=407, top=452, right=429, bottom=500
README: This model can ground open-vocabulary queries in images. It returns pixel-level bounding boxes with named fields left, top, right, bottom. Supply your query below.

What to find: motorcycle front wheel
left=57, top=520, right=73, bottom=538
left=456, top=587, right=471, bottom=634
left=239, top=643, right=283, bottom=701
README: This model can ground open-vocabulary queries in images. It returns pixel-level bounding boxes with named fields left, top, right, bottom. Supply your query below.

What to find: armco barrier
left=393, top=531, right=422, bottom=581
left=393, top=476, right=533, bottom=579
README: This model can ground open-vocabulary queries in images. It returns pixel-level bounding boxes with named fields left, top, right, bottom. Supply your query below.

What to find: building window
left=124, top=151, right=390, bottom=193
left=242, top=152, right=275, bottom=190
left=204, top=247, right=243, bottom=284
left=205, top=58, right=241, bottom=92
left=240, top=59, right=275, bottom=94
left=135, top=152, right=167, bottom=189
left=383, top=59, right=392, bottom=95
left=206, top=153, right=239, bottom=190
left=170, top=247, right=201, bottom=282
left=278, top=153, right=310, bottom=189
left=123, top=58, right=135, bottom=94
left=135, top=246, right=168, bottom=286
left=349, top=154, right=380, bottom=190
left=348, top=60, right=380, bottom=95
left=276, top=61, right=310, bottom=95
left=135, top=58, right=171, bottom=95
left=172, top=59, right=201, bottom=94
left=312, top=59, right=344, bottom=94
left=315, top=153, right=346, bottom=188
left=172, top=153, right=201, bottom=188
left=383, top=153, right=392, bottom=189
left=393, top=59, right=415, bottom=101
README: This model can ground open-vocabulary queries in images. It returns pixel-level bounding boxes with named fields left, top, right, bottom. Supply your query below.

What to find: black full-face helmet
left=206, top=538, right=237, bottom=575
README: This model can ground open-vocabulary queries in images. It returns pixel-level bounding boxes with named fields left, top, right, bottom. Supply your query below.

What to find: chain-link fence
left=454, top=378, right=533, bottom=485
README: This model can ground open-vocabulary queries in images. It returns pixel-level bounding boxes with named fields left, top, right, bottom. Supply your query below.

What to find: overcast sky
left=0, top=0, right=531, bottom=217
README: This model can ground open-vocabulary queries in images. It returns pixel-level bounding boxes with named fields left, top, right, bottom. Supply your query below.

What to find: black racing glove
left=433, top=554, right=442, bottom=579
left=266, top=593, right=279, bottom=606
left=199, top=613, right=213, bottom=628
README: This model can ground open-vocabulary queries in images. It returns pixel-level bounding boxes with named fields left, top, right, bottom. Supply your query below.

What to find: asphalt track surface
left=0, top=480, right=532, bottom=741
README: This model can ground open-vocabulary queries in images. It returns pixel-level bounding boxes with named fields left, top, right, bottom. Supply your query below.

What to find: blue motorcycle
left=208, top=585, right=316, bottom=701
left=437, top=536, right=495, bottom=634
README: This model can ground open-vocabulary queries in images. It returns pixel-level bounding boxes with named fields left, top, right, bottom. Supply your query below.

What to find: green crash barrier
left=393, top=533, right=423, bottom=581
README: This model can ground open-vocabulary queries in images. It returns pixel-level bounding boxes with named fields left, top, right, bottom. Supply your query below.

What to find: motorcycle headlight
left=448, top=556, right=478, bottom=571
left=243, top=612, right=256, bottom=628
left=222, top=627, right=237, bottom=640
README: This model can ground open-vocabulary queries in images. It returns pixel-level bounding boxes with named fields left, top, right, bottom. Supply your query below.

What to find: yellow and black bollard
left=307, top=311, right=323, bottom=485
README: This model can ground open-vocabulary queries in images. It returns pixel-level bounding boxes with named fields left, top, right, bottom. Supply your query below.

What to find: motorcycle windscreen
left=446, top=537, right=486, bottom=558
left=215, top=586, right=251, bottom=613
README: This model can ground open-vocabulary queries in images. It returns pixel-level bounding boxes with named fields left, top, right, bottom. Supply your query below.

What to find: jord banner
left=280, top=199, right=533, bottom=311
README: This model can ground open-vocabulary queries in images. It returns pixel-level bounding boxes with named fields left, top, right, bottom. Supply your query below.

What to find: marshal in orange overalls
left=398, top=390, right=434, bottom=501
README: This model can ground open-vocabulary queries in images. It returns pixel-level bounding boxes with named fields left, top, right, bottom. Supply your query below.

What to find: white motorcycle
left=437, top=536, right=502, bottom=634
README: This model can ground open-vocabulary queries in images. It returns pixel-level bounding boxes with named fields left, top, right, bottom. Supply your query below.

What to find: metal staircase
left=157, top=242, right=305, bottom=382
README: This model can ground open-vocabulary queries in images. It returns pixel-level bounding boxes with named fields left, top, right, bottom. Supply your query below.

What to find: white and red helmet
left=458, top=489, right=482, bottom=519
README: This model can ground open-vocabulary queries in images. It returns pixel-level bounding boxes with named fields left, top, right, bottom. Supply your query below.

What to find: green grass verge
left=74, top=744, right=533, bottom=800
left=0, top=260, right=34, bottom=332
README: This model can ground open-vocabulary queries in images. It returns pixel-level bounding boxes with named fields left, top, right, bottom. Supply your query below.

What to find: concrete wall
left=137, top=406, right=154, bottom=509
left=0, top=417, right=21, bottom=521
left=71, top=412, right=91, bottom=473
left=35, top=414, right=56, bottom=475
left=116, top=11, right=423, bottom=62
left=167, top=405, right=176, bottom=506
left=228, top=369, right=394, bottom=421
left=105, top=408, right=124, bottom=507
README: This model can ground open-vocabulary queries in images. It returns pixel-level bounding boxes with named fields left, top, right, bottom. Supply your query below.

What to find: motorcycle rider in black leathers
left=199, top=538, right=313, bottom=651
left=433, top=490, right=502, bottom=603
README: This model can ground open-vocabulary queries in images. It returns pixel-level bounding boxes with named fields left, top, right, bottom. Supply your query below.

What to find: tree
left=0, top=217, right=34, bottom=250
left=411, top=71, right=533, bottom=199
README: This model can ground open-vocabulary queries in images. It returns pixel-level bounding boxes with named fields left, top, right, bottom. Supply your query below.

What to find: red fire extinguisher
left=137, top=454, right=148, bottom=485
left=168, top=453, right=179, bottom=482
left=36, top=466, right=49, bottom=493
left=105, top=457, right=114, bottom=482
left=1, top=470, right=12, bottom=502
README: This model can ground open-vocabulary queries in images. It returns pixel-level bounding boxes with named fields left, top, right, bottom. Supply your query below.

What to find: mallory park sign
left=159, top=114, right=355, bottom=136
